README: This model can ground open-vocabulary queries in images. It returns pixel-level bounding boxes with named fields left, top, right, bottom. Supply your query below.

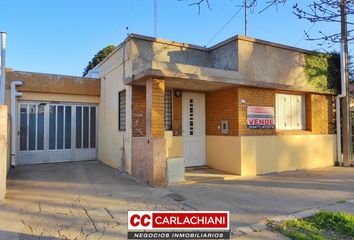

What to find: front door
left=18, top=102, right=98, bottom=165
left=182, top=92, right=206, bottom=167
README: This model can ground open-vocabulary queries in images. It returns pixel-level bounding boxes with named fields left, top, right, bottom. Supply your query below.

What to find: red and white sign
left=247, top=106, right=275, bottom=129
left=128, top=211, right=230, bottom=230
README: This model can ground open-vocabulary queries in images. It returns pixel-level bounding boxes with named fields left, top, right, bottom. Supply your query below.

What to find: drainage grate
left=167, top=193, right=186, bottom=202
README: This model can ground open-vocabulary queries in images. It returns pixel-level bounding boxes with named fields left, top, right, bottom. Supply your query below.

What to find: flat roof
left=129, top=33, right=315, bottom=54
left=91, top=33, right=316, bottom=72
left=6, top=69, right=97, bottom=80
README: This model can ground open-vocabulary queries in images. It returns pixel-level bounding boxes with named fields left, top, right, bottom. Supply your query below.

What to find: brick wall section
left=132, top=86, right=146, bottom=137
left=306, top=94, right=313, bottom=131
left=206, top=87, right=238, bottom=136
left=238, top=87, right=276, bottom=136
left=172, top=92, right=182, bottom=136
left=134, top=82, right=334, bottom=138
left=150, top=79, right=165, bottom=137
left=308, top=94, right=335, bottom=134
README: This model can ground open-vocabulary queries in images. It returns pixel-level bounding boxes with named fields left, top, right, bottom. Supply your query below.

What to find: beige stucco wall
left=237, top=39, right=309, bottom=88
left=96, top=44, right=133, bottom=173
left=130, top=38, right=210, bottom=74
left=6, top=70, right=100, bottom=96
left=165, top=131, right=183, bottom=158
left=240, top=134, right=336, bottom=176
left=17, top=92, right=100, bottom=103
left=206, top=136, right=241, bottom=175
left=128, top=35, right=324, bottom=93
left=205, top=135, right=335, bottom=176
left=0, top=105, right=8, bottom=202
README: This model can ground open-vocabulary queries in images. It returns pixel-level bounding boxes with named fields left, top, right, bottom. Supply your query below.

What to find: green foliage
left=277, top=220, right=323, bottom=240
left=309, top=211, right=354, bottom=237
left=304, top=52, right=340, bottom=93
left=83, top=45, right=116, bottom=76
left=276, top=211, right=354, bottom=240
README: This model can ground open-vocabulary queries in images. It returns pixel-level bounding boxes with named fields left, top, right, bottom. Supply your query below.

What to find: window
left=189, top=98, right=194, bottom=135
left=276, top=93, right=306, bottom=130
left=164, top=90, right=172, bottom=130
left=119, top=90, right=126, bottom=131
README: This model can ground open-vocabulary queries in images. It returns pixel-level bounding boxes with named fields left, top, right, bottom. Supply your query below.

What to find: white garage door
left=17, top=102, right=98, bottom=165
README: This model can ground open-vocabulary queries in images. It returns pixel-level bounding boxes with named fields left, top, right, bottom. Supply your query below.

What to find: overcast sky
left=0, top=0, right=348, bottom=76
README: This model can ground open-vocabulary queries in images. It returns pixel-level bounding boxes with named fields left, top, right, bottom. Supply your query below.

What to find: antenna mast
left=244, top=0, right=247, bottom=36
left=153, top=0, right=158, bottom=37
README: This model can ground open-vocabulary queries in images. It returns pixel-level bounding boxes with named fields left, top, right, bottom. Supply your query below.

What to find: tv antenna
left=153, top=0, right=158, bottom=37
left=243, top=0, right=256, bottom=36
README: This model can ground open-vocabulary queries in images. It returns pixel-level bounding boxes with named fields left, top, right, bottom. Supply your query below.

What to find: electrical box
left=167, top=157, right=185, bottom=184
left=221, top=120, right=229, bottom=134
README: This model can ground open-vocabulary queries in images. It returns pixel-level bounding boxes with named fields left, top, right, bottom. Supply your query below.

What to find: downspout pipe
left=0, top=32, right=6, bottom=105
left=10, top=80, right=23, bottom=167
left=336, top=42, right=347, bottom=165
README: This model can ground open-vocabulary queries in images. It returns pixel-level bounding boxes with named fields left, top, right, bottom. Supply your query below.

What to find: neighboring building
left=5, top=71, right=100, bottom=173
left=5, top=34, right=338, bottom=186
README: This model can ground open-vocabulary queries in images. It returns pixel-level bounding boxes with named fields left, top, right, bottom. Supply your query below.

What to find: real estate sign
left=247, top=106, right=275, bottom=129
left=127, top=211, right=230, bottom=239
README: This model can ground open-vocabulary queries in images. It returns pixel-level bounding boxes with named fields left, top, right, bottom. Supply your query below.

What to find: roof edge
left=236, top=35, right=315, bottom=55
left=126, top=68, right=336, bottom=95
left=7, top=69, right=98, bottom=80
left=93, top=33, right=321, bottom=73
left=130, top=33, right=316, bottom=55
left=129, top=33, right=208, bottom=51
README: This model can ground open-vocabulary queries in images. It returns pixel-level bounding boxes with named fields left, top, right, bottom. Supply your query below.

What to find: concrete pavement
left=168, top=167, right=354, bottom=235
left=0, top=161, right=187, bottom=239
left=0, top=162, right=353, bottom=239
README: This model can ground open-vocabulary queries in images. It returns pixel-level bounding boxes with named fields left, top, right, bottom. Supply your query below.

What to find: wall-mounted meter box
left=221, top=120, right=229, bottom=134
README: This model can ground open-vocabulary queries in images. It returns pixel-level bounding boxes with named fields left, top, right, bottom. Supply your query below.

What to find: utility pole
left=153, top=0, right=158, bottom=38
left=244, top=0, right=247, bottom=36
left=341, top=0, right=353, bottom=166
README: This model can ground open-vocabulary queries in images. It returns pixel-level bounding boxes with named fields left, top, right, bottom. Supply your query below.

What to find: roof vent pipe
left=10, top=80, right=23, bottom=167
left=336, top=41, right=347, bottom=165
left=0, top=32, right=6, bottom=104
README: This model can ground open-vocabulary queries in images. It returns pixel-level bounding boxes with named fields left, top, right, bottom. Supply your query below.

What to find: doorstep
left=184, top=167, right=240, bottom=184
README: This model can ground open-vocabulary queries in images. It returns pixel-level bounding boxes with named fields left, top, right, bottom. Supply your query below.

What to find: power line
left=294, top=4, right=330, bottom=47
left=294, top=22, right=316, bottom=47
left=205, top=6, right=243, bottom=47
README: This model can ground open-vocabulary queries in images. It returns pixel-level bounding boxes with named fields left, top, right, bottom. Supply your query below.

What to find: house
left=3, top=34, right=337, bottom=187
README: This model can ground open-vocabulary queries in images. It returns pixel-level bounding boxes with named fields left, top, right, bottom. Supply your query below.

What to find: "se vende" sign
left=247, top=106, right=275, bottom=129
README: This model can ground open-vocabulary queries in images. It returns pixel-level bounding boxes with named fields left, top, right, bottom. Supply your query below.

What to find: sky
left=0, top=0, right=348, bottom=76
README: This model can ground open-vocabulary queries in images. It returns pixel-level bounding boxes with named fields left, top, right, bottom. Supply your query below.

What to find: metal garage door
left=17, top=102, right=98, bottom=165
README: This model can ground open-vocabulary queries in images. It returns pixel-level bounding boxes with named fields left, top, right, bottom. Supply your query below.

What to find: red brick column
left=146, top=78, right=165, bottom=137
left=132, top=86, right=146, bottom=137
left=146, top=78, right=166, bottom=186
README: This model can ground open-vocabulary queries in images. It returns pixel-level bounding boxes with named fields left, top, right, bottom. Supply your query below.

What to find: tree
left=184, top=0, right=353, bottom=47
left=293, top=0, right=353, bottom=45
left=83, top=45, right=116, bottom=76
left=180, top=0, right=286, bottom=14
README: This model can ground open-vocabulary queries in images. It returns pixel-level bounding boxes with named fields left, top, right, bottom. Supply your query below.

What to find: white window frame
left=276, top=93, right=306, bottom=130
